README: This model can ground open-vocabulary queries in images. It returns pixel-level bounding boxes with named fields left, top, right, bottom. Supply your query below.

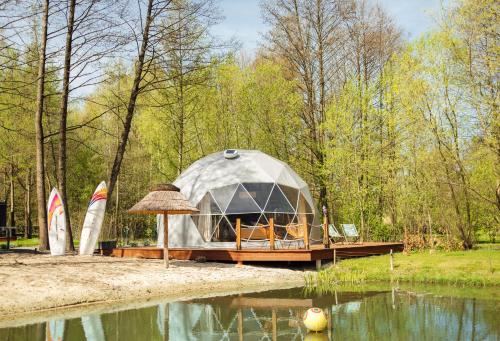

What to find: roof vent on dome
left=223, top=149, right=239, bottom=159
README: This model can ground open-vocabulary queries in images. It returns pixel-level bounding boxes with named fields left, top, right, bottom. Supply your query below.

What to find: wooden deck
left=108, top=242, right=403, bottom=263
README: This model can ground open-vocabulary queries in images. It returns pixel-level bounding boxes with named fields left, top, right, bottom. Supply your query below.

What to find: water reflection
left=1, top=287, right=498, bottom=341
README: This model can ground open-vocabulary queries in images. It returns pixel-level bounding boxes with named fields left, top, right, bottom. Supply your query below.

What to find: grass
left=2, top=237, right=80, bottom=248
left=10, top=237, right=42, bottom=247
left=306, top=248, right=500, bottom=288
left=3, top=237, right=155, bottom=248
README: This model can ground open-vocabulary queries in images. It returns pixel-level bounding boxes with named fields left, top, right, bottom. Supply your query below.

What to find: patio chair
left=275, top=223, right=305, bottom=249
left=328, top=223, right=346, bottom=244
left=240, top=226, right=269, bottom=240
left=341, top=224, right=360, bottom=243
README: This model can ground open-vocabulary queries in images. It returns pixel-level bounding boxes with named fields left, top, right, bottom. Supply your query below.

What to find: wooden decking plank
left=108, top=242, right=403, bottom=262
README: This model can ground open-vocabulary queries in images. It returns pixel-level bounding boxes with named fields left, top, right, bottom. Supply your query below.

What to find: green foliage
left=0, top=0, right=497, bottom=248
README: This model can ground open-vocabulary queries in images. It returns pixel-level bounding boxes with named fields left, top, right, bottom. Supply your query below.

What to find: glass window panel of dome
left=241, top=183, right=274, bottom=210
left=227, top=213, right=267, bottom=241
left=308, top=215, right=322, bottom=241
left=264, top=212, right=295, bottom=237
left=278, top=185, right=299, bottom=211
left=297, top=192, right=313, bottom=214
left=194, top=214, right=220, bottom=242
left=263, top=212, right=295, bottom=227
left=197, top=192, right=222, bottom=215
left=210, top=184, right=238, bottom=213
left=256, top=213, right=269, bottom=227
left=212, top=216, right=236, bottom=242
left=207, top=215, right=224, bottom=242
left=226, top=213, right=261, bottom=228
left=296, top=213, right=315, bottom=227
left=225, top=184, right=262, bottom=214
left=264, top=184, right=294, bottom=213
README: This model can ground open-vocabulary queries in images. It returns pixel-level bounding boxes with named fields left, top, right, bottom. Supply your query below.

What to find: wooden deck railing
left=235, top=218, right=311, bottom=250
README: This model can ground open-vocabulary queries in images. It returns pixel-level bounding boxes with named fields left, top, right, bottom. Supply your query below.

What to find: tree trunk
left=35, top=0, right=50, bottom=251
left=24, top=168, right=32, bottom=239
left=107, top=0, right=154, bottom=201
left=9, top=163, right=14, bottom=227
left=58, top=0, right=77, bottom=252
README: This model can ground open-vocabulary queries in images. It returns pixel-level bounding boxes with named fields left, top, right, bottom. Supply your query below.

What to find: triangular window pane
left=225, top=184, right=262, bottom=214
left=193, top=214, right=222, bottom=242
left=242, top=183, right=274, bottom=210
left=297, top=192, right=313, bottom=214
left=278, top=185, right=299, bottom=211
left=256, top=213, right=269, bottom=227
left=210, top=184, right=238, bottom=213
left=264, top=185, right=294, bottom=213
left=197, top=192, right=222, bottom=215
left=212, top=216, right=235, bottom=242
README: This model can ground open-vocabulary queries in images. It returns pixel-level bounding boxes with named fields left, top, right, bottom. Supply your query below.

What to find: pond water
left=1, top=285, right=498, bottom=340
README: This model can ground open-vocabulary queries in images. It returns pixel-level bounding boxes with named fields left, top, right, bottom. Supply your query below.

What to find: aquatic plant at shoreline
left=305, top=249, right=500, bottom=289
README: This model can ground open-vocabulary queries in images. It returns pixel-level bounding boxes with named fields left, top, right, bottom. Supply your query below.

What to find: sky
left=212, top=0, right=445, bottom=53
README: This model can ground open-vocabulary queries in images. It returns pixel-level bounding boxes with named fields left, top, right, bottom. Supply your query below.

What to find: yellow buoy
left=303, top=307, right=328, bottom=332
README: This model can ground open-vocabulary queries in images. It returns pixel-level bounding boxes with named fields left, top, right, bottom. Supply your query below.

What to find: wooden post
left=163, top=213, right=169, bottom=268
left=269, top=217, right=275, bottom=250
left=236, top=218, right=241, bottom=251
left=333, top=249, right=336, bottom=266
left=323, top=216, right=329, bottom=248
left=303, top=220, right=309, bottom=250
left=316, top=259, right=321, bottom=270
left=164, top=303, right=169, bottom=341
left=272, top=309, right=277, bottom=341
left=327, top=309, right=332, bottom=340
left=390, top=249, right=394, bottom=271
left=238, top=308, right=243, bottom=341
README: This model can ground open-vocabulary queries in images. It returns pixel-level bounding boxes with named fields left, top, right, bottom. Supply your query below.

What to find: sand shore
left=0, top=252, right=305, bottom=323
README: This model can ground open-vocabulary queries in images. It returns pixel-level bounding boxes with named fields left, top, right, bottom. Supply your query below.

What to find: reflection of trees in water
left=332, top=291, right=499, bottom=340
left=0, top=289, right=498, bottom=340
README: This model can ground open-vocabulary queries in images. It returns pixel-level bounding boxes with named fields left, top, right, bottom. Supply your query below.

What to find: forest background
left=0, top=0, right=498, bottom=250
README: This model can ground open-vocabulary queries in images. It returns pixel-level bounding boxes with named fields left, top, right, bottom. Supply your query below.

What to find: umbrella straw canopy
left=128, top=184, right=198, bottom=267
left=128, top=184, right=199, bottom=215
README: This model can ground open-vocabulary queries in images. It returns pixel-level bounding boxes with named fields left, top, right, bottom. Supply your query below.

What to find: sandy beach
left=0, top=252, right=305, bottom=323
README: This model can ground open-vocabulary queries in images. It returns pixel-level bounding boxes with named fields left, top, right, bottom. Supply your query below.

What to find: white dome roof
left=174, top=150, right=314, bottom=209
left=160, top=150, right=318, bottom=248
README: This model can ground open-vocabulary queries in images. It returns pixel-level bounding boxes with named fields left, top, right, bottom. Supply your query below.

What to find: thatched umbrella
left=128, top=184, right=198, bottom=268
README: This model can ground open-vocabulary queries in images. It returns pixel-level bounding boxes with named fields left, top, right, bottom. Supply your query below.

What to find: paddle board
left=47, top=188, right=66, bottom=256
left=79, top=181, right=107, bottom=255
left=46, top=319, right=65, bottom=341
left=82, top=314, right=105, bottom=341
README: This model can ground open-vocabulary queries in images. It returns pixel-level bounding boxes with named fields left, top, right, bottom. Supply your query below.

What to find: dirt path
left=0, top=252, right=305, bottom=322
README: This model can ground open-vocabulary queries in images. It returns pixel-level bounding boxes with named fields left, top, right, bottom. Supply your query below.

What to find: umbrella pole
left=163, top=213, right=169, bottom=268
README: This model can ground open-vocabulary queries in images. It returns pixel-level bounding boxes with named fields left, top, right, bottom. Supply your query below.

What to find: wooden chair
left=328, top=223, right=346, bottom=244
left=240, top=225, right=269, bottom=240
left=341, top=224, right=360, bottom=243
left=276, top=223, right=304, bottom=249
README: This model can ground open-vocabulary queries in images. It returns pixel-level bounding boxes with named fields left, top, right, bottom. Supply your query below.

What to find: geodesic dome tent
left=157, top=150, right=319, bottom=248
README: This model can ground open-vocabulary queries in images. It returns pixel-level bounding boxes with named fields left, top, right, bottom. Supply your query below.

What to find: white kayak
left=79, top=181, right=108, bottom=255
left=47, top=188, right=66, bottom=256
